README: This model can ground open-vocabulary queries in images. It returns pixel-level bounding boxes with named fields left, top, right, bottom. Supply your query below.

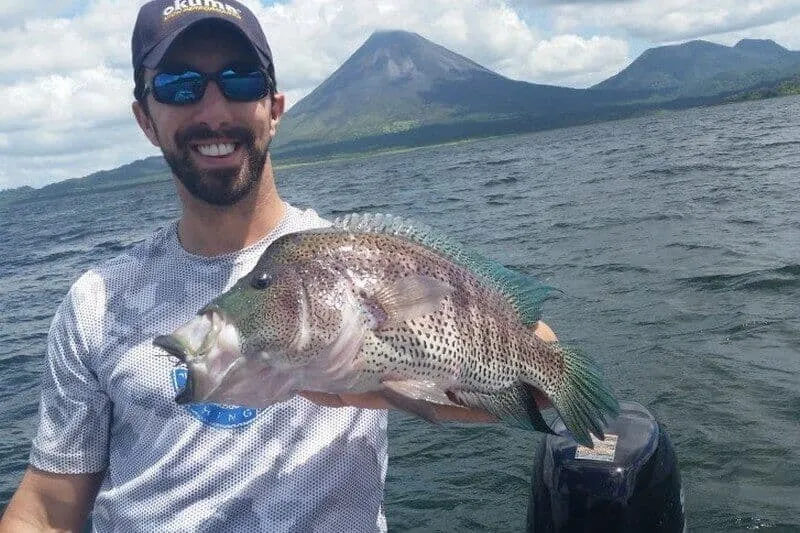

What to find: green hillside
left=4, top=32, right=799, bottom=203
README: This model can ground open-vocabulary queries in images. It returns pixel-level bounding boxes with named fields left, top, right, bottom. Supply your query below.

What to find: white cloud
left=711, top=11, right=800, bottom=49
left=0, top=1, right=80, bottom=26
left=495, top=34, right=630, bottom=86
left=0, top=1, right=137, bottom=76
left=0, top=67, right=129, bottom=127
left=553, top=0, right=800, bottom=42
left=1, top=0, right=799, bottom=190
left=208, top=0, right=626, bottom=97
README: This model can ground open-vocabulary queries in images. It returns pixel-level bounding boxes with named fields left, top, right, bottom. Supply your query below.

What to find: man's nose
left=193, top=80, right=233, bottom=129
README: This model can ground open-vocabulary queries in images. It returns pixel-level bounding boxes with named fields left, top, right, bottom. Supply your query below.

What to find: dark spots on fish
left=277, top=230, right=571, bottom=408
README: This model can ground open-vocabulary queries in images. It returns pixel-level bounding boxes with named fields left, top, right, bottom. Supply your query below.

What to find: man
left=0, top=1, right=556, bottom=531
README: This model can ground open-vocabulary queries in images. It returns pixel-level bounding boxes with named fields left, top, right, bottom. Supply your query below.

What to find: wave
left=483, top=157, right=523, bottom=166
left=27, top=249, right=84, bottom=266
left=585, top=262, right=653, bottom=274
left=443, top=163, right=474, bottom=172
left=691, top=194, right=733, bottom=206
left=93, top=240, right=131, bottom=253
left=328, top=204, right=393, bottom=215
left=596, top=146, right=626, bottom=156
left=482, top=176, right=519, bottom=187
left=665, top=242, right=723, bottom=251
left=725, top=218, right=760, bottom=226
left=550, top=212, right=681, bottom=231
left=680, top=264, right=800, bottom=292
left=484, top=193, right=524, bottom=206
left=758, top=140, right=800, bottom=149
left=634, top=213, right=683, bottom=223
left=0, top=331, right=47, bottom=346
left=427, top=196, right=464, bottom=205
left=712, top=318, right=777, bottom=337
left=639, top=162, right=737, bottom=178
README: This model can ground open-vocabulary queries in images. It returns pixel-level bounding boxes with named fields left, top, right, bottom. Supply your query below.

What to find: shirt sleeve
left=29, top=276, right=111, bottom=474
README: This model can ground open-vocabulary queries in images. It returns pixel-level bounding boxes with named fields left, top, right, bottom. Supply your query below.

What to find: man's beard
left=161, top=123, right=269, bottom=206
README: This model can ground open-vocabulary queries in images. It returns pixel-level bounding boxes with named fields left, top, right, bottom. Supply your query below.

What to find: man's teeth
left=196, top=143, right=236, bottom=157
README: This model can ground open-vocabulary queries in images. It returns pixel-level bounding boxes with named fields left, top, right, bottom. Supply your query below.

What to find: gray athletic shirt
left=30, top=203, right=389, bottom=532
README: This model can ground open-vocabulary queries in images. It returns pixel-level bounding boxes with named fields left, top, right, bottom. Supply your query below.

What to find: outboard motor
left=526, top=401, right=685, bottom=532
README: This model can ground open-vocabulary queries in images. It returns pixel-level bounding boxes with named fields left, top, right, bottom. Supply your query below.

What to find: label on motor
left=575, top=433, right=618, bottom=462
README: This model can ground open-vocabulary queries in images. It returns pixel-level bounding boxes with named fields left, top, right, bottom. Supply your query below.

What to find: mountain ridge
left=271, top=31, right=800, bottom=160
left=272, top=30, right=621, bottom=158
left=592, top=38, right=800, bottom=94
left=3, top=32, right=799, bottom=199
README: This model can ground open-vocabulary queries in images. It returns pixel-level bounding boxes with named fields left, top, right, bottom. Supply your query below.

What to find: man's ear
left=132, top=101, right=160, bottom=148
left=268, top=92, right=285, bottom=138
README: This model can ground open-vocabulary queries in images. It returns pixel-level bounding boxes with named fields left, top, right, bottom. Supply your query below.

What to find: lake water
left=1, top=96, right=799, bottom=532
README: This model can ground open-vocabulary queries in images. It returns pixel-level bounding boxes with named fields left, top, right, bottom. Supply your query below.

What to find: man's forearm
left=0, top=513, right=53, bottom=533
left=0, top=467, right=102, bottom=533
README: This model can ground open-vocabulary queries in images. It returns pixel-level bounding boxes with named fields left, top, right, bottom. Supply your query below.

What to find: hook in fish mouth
left=152, top=335, right=200, bottom=404
left=152, top=307, right=224, bottom=363
left=153, top=335, right=189, bottom=362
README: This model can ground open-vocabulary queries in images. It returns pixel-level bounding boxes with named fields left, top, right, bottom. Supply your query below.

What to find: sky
left=2, top=0, right=800, bottom=190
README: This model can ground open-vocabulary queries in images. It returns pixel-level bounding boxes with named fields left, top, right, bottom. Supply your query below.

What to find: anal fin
left=447, top=384, right=556, bottom=435
left=380, top=380, right=456, bottom=424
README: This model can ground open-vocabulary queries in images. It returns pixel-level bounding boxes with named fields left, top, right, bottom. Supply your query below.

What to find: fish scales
left=271, top=231, right=570, bottom=415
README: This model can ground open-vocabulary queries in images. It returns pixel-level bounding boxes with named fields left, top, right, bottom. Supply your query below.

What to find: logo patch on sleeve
left=172, top=368, right=262, bottom=428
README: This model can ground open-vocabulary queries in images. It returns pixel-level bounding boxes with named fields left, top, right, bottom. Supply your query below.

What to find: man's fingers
left=299, top=391, right=345, bottom=407
left=533, top=320, right=557, bottom=342
left=299, top=391, right=390, bottom=409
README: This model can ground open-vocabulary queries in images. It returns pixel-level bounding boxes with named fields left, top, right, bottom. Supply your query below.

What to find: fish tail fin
left=447, top=384, right=556, bottom=435
left=530, top=344, right=619, bottom=447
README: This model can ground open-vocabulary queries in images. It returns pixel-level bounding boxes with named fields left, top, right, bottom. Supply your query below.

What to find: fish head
left=214, top=261, right=313, bottom=362
left=153, top=258, right=322, bottom=404
left=153, top=305, right=246, bottom=404
left=153, top=247, right=350, bottom=406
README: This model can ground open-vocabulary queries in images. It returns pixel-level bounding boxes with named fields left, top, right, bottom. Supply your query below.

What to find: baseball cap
left=131, top=0, right=276, bottom=88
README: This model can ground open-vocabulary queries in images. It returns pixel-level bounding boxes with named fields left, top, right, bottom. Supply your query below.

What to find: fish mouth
left=153, top=334, right=190, bottom=362
left=153, top=306, right=242, bottom=405
left=153, top=305, right=226, bottom=360
left=152, top=333, right=202, bottom=404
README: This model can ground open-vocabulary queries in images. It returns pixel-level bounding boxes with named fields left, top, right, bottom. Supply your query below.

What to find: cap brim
left=141, top=18, right=272, bottom=80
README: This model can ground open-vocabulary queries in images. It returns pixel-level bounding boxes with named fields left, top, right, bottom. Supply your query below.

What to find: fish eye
left=251, top=271, right=273, bottom=290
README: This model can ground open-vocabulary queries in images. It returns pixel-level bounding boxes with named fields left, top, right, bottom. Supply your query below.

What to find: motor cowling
left=526, top=401, right=685, bottom=532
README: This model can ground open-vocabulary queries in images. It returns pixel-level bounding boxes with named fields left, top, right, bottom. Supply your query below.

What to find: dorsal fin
left=332, top=213, right=554, bottom=324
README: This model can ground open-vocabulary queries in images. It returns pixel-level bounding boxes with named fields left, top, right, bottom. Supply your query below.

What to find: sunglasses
left=144, top=65, right=272, bottom=105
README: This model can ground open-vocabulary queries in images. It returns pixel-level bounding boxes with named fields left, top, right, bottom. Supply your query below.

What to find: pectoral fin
left=361, top=276, right=452, bottom=329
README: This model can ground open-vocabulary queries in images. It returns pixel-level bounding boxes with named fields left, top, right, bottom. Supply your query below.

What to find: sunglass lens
left=220, top=70, right=269, bottom=101
left=153, top=71, right=204, bottom=104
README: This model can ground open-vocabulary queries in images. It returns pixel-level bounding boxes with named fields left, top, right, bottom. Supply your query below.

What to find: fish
left=153, top=213, right=619, bottom=446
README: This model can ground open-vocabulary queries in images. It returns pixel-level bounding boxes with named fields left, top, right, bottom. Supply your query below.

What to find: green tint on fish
left=153, top=214, right=619, bottom=446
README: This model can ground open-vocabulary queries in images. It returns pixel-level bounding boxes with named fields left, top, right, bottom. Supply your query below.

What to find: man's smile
left=189, top=140, right=244, bottom=166
left=195, top=142, right=237, bottom=157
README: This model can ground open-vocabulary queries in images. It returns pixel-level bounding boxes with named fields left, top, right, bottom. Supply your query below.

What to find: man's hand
left=300, top=320, right=557, bottom=422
